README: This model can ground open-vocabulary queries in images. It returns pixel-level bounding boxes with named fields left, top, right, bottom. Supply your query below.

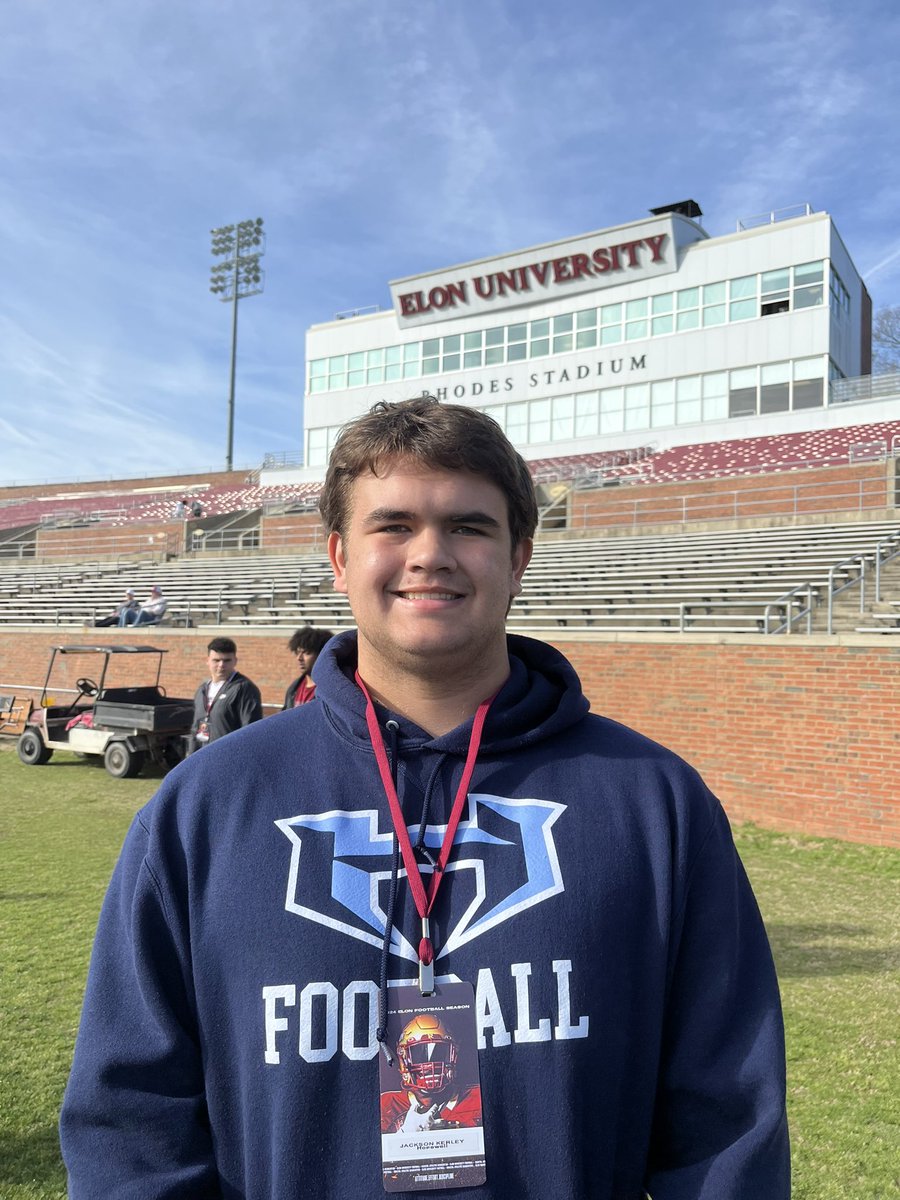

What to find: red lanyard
left=356, top=671, right=493, bottom=993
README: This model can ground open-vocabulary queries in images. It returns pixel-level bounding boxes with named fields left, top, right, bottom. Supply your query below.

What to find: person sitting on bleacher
left=95, top=588, right=139, bottom=627
left=119, top=585, right=167, bottom=627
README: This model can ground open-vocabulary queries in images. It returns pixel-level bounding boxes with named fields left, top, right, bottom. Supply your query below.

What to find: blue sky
left=1, top=0, right=898, bottom=485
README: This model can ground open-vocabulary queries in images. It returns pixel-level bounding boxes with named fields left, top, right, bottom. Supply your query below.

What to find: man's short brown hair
left=207, top=636, right=237, bottom=655
left=318, top=396, right=538, bottom=547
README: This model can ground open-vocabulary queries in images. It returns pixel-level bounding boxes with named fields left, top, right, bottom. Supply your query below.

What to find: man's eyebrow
left=361, top=507, right=501, bottom=528
left=446, top=511, right=502, bottom=528
left=362, top=507, right=415, bottom=526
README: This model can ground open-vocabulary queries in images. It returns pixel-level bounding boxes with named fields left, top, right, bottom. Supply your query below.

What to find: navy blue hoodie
left=60, top=632, right=789, bottom=1198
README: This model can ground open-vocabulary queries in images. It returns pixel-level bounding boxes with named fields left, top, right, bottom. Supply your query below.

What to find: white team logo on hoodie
left=275, top=794, right=565, bottom=964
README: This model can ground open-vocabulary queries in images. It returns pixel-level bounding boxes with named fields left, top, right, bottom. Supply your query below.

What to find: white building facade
left=296, top=203, right=872, bottom=476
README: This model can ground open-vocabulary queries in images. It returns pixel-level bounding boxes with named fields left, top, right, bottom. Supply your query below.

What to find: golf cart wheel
left=17, top=729, right=53, bottom=766
left=104, top=742, right=146, bottom=779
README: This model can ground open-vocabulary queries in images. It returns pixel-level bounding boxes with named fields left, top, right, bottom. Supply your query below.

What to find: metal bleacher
left=1, top=521, right=899, bottom=636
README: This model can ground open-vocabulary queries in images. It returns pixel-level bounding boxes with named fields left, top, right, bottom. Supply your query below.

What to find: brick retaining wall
left=1, top=627, right=896, bottom=847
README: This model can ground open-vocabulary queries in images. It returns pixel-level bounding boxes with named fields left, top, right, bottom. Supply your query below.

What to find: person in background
left=94, top=588, right=139, bottom=627
left=120, top=585, right=167, bottom=627
left=282, top=626, right=333, bottom=709
left=191, top=636, right=263, bottom=749
left=174, top=497, right=187, bottom=519
left=190, top=497, right=204, bottom=518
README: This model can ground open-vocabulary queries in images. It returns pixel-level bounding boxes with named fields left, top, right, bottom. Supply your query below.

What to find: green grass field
left=0, top=745, right=897, bottom=1198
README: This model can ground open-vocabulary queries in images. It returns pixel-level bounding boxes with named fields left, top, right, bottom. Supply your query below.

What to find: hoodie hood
left=313, top=629, right=590, bottom=756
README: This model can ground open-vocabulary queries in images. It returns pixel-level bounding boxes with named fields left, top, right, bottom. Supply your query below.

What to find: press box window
left=464, top=331, right=483, bottom=368
left=441, top=336, right=460, bottom=372
left=599, top=387, right=624, bottom=434
left=553, top=313, right=574, bottom=351
left=327, top=356, right=347, bottom=388
left=552, top=394, right=575, bottom=440
left=729, top=276, right=757, bottom=321
left=625, top=383, right=649, bottom=430
left=485, top=328, right=505, bottom=365
left=794, top=261, right=824, bottom=309
left=307, top=428, right=329, bottom=468
left=676, top=288, right=700, bottom=331
left=676, top=376, right=701, bottom=424
left=507, top=323, right=527, bottom=362
left=599, top=303, right=623, bottom=345
left=506, top=402, right=528, bottom=442
left=347, top=351, right=365, bottom=387
left=624, top=300, right=648, bottom=341
left=576, top=307, right=597, bottom=352
left=760, top=363, right=790, bottom=413
left=729, top=367, right=758, bottom=417
left=701, top=282, right=726, bottom=326
left=421, top=339, right=440, bottom=377
left=793, top=358, right=824, bottom=409
left=702, top=373, right=728, bottom=420
left=529, top=398, right=551, bottom=443
left=575, top=392, right=599, bottom=437
left=402, top=344, right=421, bottom=380
left=651, top=380, right=675, bottom=428
left=651, top=293, right=673, bottom=335
left=760, top=269, right=790, bottom=317
left=309, top=360, right=328, bottom=394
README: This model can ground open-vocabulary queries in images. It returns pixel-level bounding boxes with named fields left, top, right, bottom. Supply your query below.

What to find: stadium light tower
left=209, top=217, right=265, bottom=471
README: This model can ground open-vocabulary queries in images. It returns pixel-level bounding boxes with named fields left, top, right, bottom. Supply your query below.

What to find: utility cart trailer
left=17, top=644, right=194, bottom=778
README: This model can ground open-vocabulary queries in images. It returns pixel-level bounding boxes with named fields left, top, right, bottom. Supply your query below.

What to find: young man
left=61, top=398, right=790, bottom=1198
left=282, top=625, right=334, bottom=709
left=191, top=636, right=263, bottom=747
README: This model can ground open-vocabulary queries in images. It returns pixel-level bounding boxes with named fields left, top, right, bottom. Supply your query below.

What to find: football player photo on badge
left=378, top=982, right=486, bottom=1192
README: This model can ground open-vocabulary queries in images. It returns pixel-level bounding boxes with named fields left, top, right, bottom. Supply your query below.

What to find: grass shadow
left=767, top=922, right=898, bottom=977
left=0, top=1124, right=66, bottom=1189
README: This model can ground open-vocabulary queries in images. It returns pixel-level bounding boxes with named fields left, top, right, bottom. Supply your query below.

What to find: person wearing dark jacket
left=60, top=398, right=789, bottom=1199
left=190, top=636, right=263, bottom=748
left=282, top=625, right=334, bottom=709
left=93, top=588, right=139, bottom=627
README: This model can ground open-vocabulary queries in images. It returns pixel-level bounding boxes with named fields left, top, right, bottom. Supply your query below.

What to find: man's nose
left=407, top=527, right=456, bottom=571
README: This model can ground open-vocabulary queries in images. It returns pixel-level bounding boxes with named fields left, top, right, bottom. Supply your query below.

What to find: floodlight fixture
left=209, top=217, right=266, bottom=470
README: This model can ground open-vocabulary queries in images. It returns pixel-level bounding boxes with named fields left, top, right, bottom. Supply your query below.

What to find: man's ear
left=510, top=537, right=533, bottom=598
left=328, top=531, right=348, bottom=594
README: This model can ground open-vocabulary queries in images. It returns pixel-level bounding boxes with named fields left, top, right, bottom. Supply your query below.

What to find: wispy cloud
left=0, top=0, right=898, bottom=483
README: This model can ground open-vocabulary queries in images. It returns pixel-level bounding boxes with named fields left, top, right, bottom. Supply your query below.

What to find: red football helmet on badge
left=397, top=1013, right=458, bottom=1094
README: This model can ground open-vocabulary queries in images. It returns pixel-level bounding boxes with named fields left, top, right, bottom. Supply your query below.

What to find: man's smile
left=394, top=589, right=464, bottom=602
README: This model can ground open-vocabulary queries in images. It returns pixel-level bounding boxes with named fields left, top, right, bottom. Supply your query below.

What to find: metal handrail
left=764, top=584, right=814, bottom=635
left=826, top=555, right=869, bottom=634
